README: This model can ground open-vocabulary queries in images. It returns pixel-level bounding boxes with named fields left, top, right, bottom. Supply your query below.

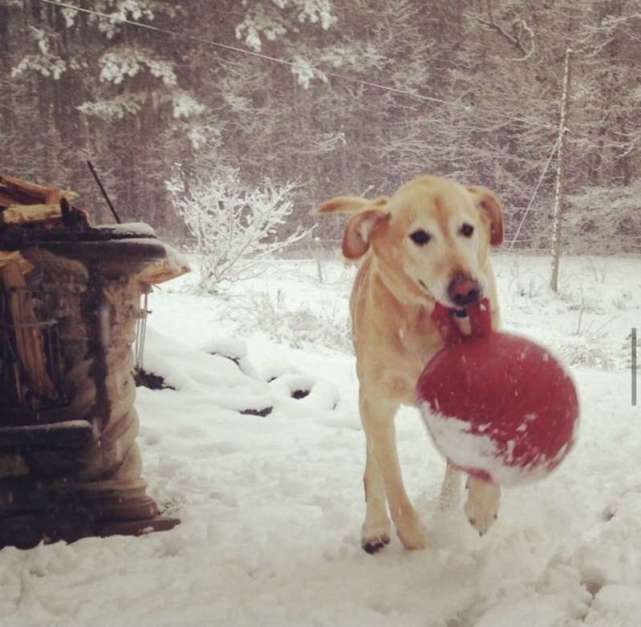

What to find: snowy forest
left=3, top=3, right=641, bottom=624
left=1, top=0, right=640, bottom=252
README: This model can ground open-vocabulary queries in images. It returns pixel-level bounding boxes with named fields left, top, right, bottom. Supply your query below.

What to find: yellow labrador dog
left=318, top=175, right=504, bottom=553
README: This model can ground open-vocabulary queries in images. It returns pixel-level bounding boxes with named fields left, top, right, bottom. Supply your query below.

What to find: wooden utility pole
left=550, top=48, right=573, bottom=293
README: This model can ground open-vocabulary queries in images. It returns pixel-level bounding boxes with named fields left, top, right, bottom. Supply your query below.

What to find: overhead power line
left=35, top=0, right=448, bottom=105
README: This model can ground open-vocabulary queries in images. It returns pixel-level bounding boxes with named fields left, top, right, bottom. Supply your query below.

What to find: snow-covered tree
left=2, top=0, right=640, bottom=253
left=171, top=171, right=312, bottom=292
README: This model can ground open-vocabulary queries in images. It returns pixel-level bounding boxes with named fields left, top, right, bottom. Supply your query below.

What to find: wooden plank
left=0, top=192, right=19, bottom=208
left=0, top=251, right=32, bottom=274
left=0, top=174, right=77, bottom=204
left=0, top=420, right=94, bottom=449
left=138, top=251, right=190, bottom=285
left=1, top=203, right=62, bottom=224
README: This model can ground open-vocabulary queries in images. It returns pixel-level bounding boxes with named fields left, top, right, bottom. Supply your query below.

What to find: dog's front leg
left=464, top=476, right=500, bottom=536
left=361, top=431, right=391, bottom=554
left=361, top=395, right=428, bottom=551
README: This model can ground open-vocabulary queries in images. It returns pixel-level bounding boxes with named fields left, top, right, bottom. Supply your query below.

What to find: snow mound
left=140, top=327, right=338, bottom=418
left=201, top=336, right=258, bottom=378
left=269, top=373, right=340, bottom=412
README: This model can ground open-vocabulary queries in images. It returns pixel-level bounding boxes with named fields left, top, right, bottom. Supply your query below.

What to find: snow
left=95, top=222, right=156, bottom=236
left=162, top=243, right=190, bottom=277
left=1, top=253, right=641, bottom=626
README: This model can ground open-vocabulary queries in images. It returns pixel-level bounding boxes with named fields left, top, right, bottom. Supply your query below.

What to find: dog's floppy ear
left=315, top=195, right=388, bottom=215
left=467, top=185, right=504, bottom=246
left=342, top=209, right=389, bottom=259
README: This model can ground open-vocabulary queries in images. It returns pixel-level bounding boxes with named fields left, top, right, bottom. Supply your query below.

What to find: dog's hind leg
left=361, top=395, right=428, bottom=551
left=439, top=462, right=463, bottom=512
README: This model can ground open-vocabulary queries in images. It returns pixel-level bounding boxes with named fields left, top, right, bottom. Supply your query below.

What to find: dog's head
left=317, top=175, right=503, bottom=309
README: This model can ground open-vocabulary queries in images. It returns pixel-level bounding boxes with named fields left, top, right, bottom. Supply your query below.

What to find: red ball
left=416, top=302, right=579, bottom=485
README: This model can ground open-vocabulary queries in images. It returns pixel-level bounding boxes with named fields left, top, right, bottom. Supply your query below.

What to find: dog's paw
left=396, top=513, right=429, bottom=550
left=362, top=533, right=391, bottom=554
left=361, top=518, right=391, bottom=554
left=464, top=477, right=500, bottom=536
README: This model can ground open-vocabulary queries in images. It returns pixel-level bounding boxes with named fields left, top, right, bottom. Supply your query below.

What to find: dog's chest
left=396, top=306, right=442, bottom=362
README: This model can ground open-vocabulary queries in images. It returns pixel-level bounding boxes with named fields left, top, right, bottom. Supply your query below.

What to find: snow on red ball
left=416, top=299, right=579, bottom=485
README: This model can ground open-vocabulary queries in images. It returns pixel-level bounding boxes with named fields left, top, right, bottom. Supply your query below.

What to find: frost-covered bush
left=557, top=339, right=614, bottom=370
left=231, top=291, right=351, bottom=352
left=170, top=171, right=312, bottom=292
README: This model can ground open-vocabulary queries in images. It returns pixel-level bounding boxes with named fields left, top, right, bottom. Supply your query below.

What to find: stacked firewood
left=0, top=251, right=57, bottom=403
left=0, top=174, right=188, bottom=411
left=0, top=174, right=83, bottom=227
left=0, top=176, right=78, bottom=404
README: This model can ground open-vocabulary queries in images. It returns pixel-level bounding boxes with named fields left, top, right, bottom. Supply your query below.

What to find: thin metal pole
left=632, top=328, right=637, bottom=406
left=87, top=160, right=122, bottom=224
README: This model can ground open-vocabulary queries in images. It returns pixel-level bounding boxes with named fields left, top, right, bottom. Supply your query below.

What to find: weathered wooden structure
left=0, top=175, right=188, bottom=549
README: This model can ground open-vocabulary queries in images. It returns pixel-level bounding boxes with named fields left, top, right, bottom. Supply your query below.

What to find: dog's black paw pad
left=362, top=535, right=390, bottom=554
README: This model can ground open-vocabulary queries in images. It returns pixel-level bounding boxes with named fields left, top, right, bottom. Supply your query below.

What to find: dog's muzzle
left=447, top=274, right=481, bottom=307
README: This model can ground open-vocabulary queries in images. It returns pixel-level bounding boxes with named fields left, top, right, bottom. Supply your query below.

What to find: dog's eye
left=460, top=223, right=474, bottom=238
left=409, top=229, right=431, bottom=246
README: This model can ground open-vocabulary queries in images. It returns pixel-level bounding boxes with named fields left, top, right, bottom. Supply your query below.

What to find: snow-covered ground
left=2, top=253, right=641, bottom=626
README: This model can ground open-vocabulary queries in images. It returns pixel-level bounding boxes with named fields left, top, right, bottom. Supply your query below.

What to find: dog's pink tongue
left=431, top=298, right=492, bottom=345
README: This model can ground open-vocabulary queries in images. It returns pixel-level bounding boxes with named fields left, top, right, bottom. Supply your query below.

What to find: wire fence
left=279, top=234, right=641, bottom=260
left=163, top=229, right=641, bottom=262
left=279, top=237, right=549, bottom=259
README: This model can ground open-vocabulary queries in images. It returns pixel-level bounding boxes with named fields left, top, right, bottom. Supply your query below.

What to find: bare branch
left=476, top=4, right=536, bottom=61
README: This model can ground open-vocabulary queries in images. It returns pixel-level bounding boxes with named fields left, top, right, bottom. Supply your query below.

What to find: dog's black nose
left=448, top=274, right=481, bottom=307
